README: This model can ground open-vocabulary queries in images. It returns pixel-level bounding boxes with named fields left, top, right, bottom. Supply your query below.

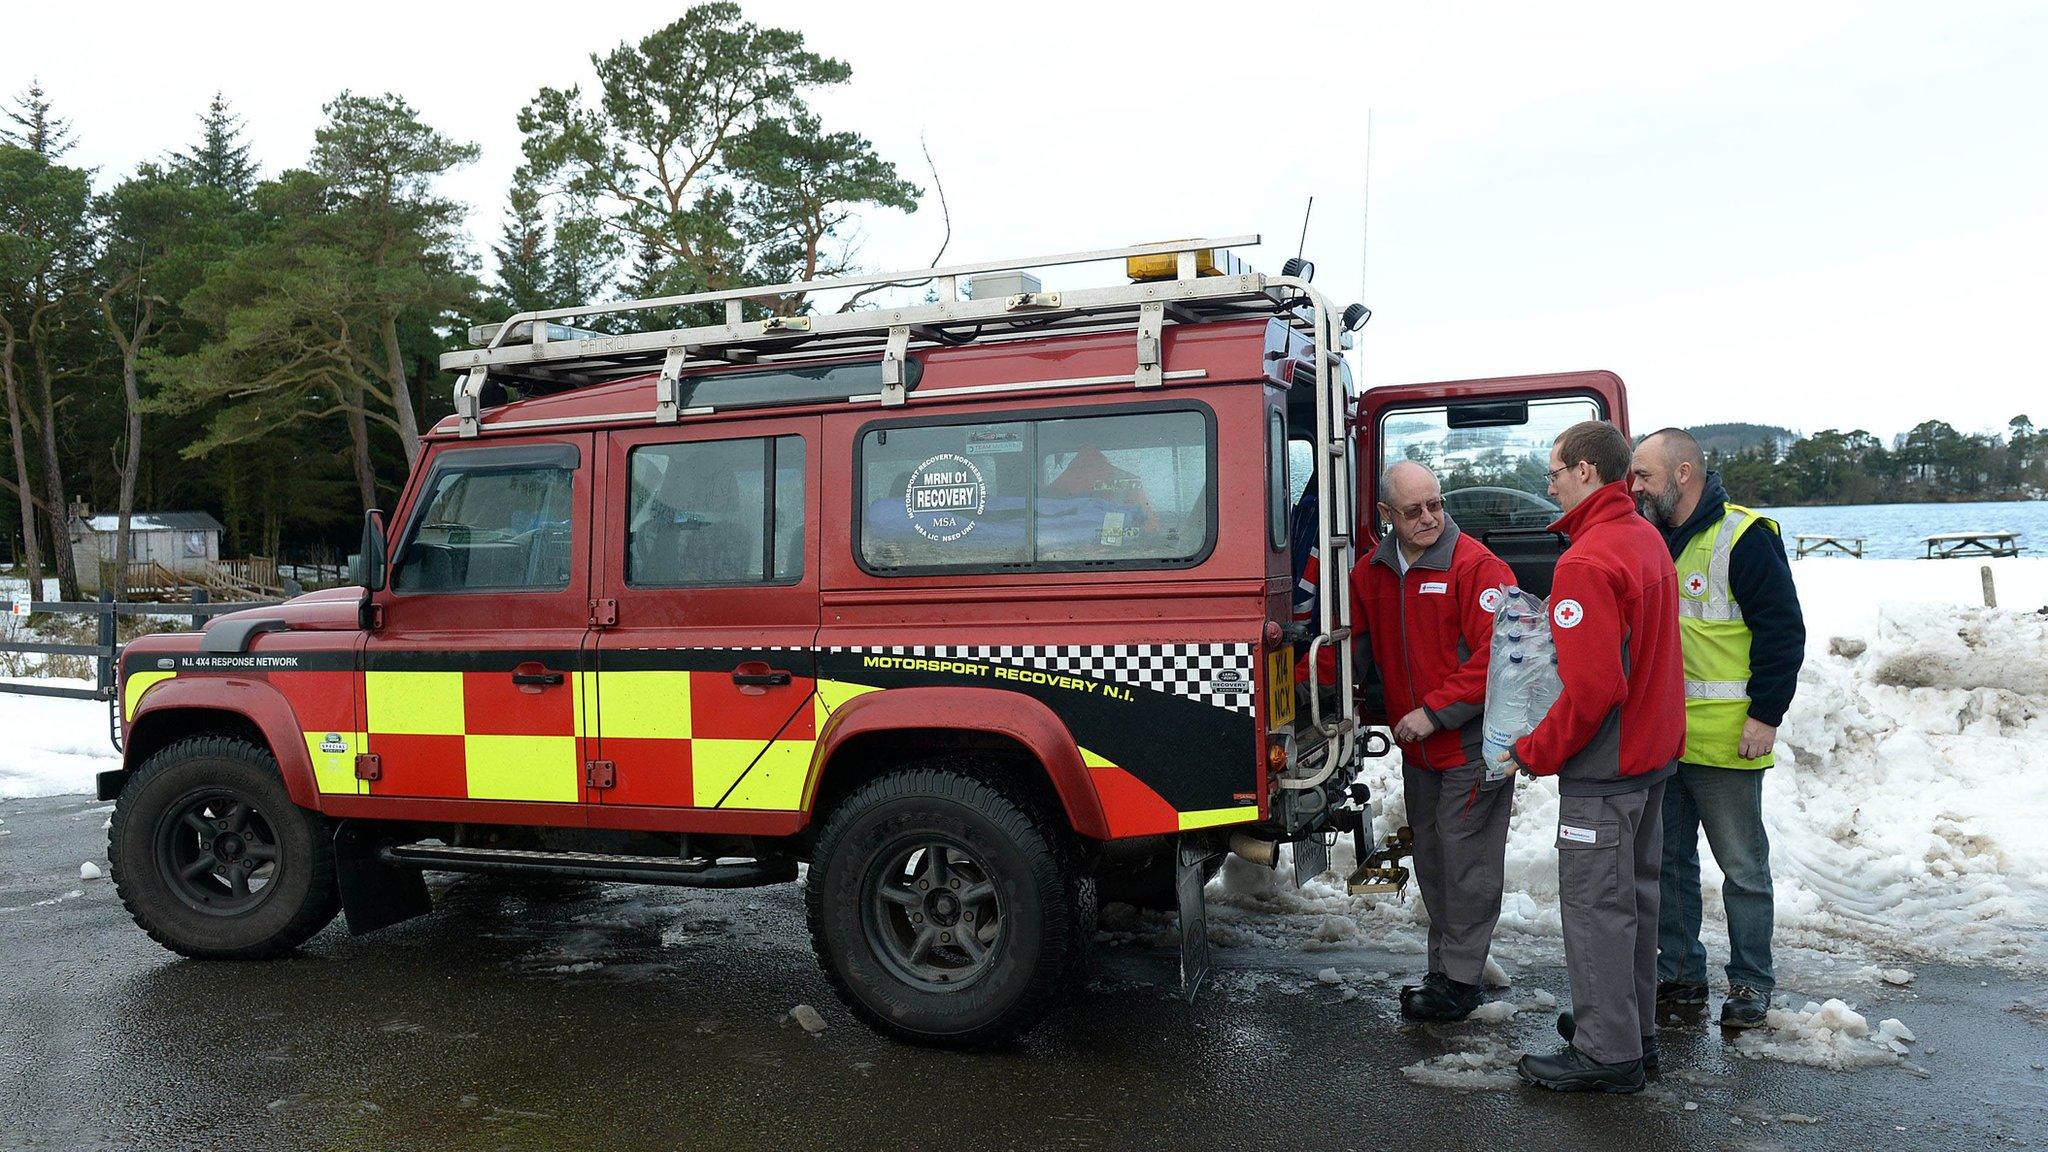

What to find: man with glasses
left=1499, top=420, right=1685, bottom=1093
left=1354, top=460, right=1518, bottom=1020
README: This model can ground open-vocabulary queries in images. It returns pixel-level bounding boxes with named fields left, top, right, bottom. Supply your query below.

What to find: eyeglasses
left=1544, top=463, right=1579, bottom=481
left=1387, top=497, right=1444, bottom=521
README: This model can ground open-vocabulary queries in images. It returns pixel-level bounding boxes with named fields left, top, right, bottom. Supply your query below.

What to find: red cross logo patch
left=1553, top=598, right=1584, bottom=629
left=1684, top=571, right=1707, bottom=597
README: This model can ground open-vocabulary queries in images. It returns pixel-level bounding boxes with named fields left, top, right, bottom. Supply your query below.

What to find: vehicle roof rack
left=439, top=234, right=1339, bottom=438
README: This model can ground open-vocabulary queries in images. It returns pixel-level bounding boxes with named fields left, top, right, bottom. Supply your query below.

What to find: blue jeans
left=1657, top=762, right=1774, bottom=992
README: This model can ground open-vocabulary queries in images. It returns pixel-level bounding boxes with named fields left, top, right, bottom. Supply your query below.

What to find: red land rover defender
left=101, top=236, right=1625, bottom=1047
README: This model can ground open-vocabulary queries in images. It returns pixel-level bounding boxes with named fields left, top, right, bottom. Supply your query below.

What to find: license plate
left=1267, top=645, right=1295, bottom=728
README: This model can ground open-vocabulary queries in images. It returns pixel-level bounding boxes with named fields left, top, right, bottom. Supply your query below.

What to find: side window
left=394, top=454, right=576, bottom=594
left=858, top=407, right=1212, bottom=573
left=627, top=435, right=805, bottom=586
left=1377, top=395, right=1602, bottom=538
left=1288, top=440, right=1316, bottom=505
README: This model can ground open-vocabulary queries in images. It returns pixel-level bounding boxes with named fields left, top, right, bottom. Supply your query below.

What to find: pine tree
left=491, top=178, right=552, bottom=313
left=613, top=238, right=679, bottom=332
left=1, top=80, right=75, bottom=157
left=171, top=92, right=258, bottom=202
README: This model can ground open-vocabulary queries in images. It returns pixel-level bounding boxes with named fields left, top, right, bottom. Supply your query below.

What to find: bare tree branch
left=837, top=130, right=951, bottom=313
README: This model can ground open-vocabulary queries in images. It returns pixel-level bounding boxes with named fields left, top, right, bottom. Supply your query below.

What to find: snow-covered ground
left=7, top=559, right=2047, bottom=981
left=0, top=679, right=117, bottom=800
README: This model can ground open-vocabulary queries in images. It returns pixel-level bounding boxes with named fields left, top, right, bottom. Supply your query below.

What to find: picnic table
left=1794, top=534, right=1864, bottom=559
left=1921, top=530, right=2022, bottom=559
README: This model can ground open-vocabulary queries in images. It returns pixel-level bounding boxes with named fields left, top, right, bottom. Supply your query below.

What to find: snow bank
left=0, top=679, right=119, bottom=800
left=1770, top=598, right=2048, bottom=964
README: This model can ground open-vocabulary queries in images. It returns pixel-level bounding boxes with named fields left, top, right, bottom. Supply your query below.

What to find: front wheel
left=806, top=762, right=1085, bottom=1049
left=110, top=735, right=341, bottom=959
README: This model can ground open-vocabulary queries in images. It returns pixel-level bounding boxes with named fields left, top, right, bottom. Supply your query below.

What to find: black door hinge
left=586, top=759, right=616, bottom=790
left=354, top=753, right=382, bottom=781
left=589, top=598, right=617, bottom=628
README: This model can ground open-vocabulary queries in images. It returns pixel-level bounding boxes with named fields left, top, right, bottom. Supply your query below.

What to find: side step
left=379, top=843, right=798, bottom=889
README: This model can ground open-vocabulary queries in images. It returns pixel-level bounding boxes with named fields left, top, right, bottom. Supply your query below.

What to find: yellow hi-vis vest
left=1675, top=502, right=1776, bottom=768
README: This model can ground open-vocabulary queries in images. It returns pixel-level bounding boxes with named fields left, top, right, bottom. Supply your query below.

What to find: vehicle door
left=592, top=418, right=820, bottom=812
left=362, top=436, right=595, bottom=811
left=1359, top=371, right=1629, bottom=598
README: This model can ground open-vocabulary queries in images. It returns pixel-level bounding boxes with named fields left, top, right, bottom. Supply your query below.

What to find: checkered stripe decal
left=852, top=643, right=1257, bottom=715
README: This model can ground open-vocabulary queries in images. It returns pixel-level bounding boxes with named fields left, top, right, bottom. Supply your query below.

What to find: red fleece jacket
left=1356, top=523, right=1516, bottom=771
left=1511, top=481, right=1684, bottom=795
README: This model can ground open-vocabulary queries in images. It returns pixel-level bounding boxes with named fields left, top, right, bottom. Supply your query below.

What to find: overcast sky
left=7, top=0, right=2043, bottom=441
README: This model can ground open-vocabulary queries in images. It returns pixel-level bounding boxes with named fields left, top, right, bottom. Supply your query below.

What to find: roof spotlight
left=1282, top=257, right=1315, bottom=281
left=1342, top=303, right=1371, bottom=331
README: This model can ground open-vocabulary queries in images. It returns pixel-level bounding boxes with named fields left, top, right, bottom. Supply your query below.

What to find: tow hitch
left=1329, top=780, right=1413, bottom=897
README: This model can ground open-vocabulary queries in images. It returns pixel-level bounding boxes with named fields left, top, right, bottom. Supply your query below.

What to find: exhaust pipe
left=1228, top=832, right=1278, bottom=868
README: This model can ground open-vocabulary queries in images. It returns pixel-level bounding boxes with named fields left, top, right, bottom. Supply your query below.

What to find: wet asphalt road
left=3, top=792, right=2045, bottom=1152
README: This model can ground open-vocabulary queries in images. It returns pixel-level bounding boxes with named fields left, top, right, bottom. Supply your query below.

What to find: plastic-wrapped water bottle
left=1482, top=651, right=1529, bottom=779
left=1528, top=652, right=1562, bottom=722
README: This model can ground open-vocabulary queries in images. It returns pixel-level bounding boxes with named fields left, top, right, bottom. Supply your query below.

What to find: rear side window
left=858, top=407, right=1212, bottom=574
left=395, top=450, right=577, bottom=594
left=627, top=435, right=805, bottom=585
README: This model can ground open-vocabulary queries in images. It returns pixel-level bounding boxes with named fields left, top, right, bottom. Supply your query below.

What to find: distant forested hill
left=1686, top=423, right=1799, bottom=459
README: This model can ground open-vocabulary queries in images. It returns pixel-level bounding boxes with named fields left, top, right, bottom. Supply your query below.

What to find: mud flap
left=1292, top=835, right=1330, bottom=887
left=1176, top=838, right=1219, bottom=1002
left=334, top=820, right=432, bottom=935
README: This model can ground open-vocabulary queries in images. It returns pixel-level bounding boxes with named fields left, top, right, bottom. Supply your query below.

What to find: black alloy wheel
left=154, top=790, right=283, bottom=914
left=864, top=838, right=1004, bottom=991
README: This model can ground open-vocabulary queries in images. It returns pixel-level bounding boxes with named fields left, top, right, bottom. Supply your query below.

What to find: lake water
left=1749, top=499, right=2046, bottom=559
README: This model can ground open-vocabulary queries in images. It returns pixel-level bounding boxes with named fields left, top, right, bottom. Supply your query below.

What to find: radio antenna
left=1358, top=109, right=1374, bottom=303
left=1296, top=196, right=1315, bottom=260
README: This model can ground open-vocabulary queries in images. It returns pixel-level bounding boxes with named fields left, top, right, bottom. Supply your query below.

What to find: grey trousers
left=1557, top=781, right=1665, bottom=1065
left=1403, top=759, right=1516, bottom=986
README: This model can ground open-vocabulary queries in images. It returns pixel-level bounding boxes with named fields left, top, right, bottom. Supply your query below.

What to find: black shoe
left=1656, top=978, right=1709, bottom=1005
left=1400, top=971, right=1451, bottom=997
left=1402, top=977, right=1484, bottom=1021
left=1719, top=984, right=1770, bottom=1030
left=1555, top=1011, right=1659, bottom=1075
left=1398, top=971, right=1448, bottom=1014
left=1517, top=1045, right=1646, bottom=1093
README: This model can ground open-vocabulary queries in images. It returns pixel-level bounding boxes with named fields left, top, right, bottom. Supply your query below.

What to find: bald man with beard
left=1630, top=427, right=1805, bottom=1030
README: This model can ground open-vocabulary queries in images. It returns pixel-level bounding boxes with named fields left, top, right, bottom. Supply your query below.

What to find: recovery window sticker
left=905, top=453, right=987, bottom=544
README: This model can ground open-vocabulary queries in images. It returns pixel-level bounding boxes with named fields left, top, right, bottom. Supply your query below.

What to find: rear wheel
left=110, top=736, right=341, bottom=959
left=806, top=761, right=1086, bottom=1049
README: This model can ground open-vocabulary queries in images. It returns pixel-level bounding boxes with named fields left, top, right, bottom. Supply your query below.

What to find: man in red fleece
left=1358, top=461, right=1519, bottom=1020
left=1500, top=420, right=1685, bottom=1094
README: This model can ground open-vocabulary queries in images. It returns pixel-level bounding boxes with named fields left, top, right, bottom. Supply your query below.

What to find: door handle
left=732, top=669, right=792, bottom=687
left=511, top=670, right=565, bottom=687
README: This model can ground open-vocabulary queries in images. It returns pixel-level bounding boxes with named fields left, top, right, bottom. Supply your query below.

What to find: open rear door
left=1357, top=370, right=1628, bottom=598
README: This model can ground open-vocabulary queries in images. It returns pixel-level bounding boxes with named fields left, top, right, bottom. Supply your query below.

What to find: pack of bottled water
left=1481, top=585, right=1564, bottom=781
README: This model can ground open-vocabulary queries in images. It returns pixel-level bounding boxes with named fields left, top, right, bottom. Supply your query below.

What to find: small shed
left=68, top=506, right=225, bottom=593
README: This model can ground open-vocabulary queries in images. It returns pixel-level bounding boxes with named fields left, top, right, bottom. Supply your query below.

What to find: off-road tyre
left=806, top=760, right=1088, bottom=1049
left=109, top=735, right=341, bottom=959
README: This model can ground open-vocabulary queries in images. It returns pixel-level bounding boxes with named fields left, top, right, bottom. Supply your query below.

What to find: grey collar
left=1373, top=514, right=1461, bottom=573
